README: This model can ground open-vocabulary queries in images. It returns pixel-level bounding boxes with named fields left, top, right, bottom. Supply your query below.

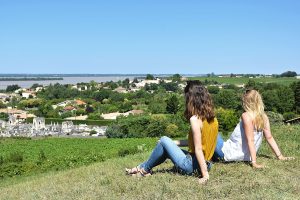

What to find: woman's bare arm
left=263, top=115, right=295, bottom=160
left=242, top=113, right=264, bottom=168
left=190, top=116, right=209, bottom=184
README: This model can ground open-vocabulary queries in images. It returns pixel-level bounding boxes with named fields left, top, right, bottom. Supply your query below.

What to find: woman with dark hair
left=126, top=81, right=218, bottom=183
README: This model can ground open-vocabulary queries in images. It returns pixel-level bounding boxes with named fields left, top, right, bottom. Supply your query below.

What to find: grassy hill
left=0, top=124, right=299, bottom=200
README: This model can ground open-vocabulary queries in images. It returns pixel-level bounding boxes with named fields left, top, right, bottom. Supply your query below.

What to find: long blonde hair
left=242, top=90, right=265, bottom=130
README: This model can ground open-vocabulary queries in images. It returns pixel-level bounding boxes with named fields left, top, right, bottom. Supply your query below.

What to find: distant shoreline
left=0, top=74, right=204, bottom=78
left=0, top=77, right=64, bottom=81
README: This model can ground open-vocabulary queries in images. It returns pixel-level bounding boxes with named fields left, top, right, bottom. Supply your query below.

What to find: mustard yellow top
left=188, top=118, right=218, bottom=161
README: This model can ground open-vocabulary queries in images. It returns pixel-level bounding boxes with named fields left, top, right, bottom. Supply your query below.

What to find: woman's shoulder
left=241, top=112, right=253, bottom=122
left=190, top=115, right=201, bottom=122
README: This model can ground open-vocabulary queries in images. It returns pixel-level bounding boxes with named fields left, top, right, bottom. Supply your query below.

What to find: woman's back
left=188, top=118, right=219, bottom=160
left=222, top=120, right=263, bottom=161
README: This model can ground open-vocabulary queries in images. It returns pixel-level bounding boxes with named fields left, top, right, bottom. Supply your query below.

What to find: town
left=0, top=73, right=299, bottom=138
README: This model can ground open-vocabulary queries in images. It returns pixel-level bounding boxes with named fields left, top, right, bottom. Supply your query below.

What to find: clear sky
left=0, top=0, right=299, bottom=74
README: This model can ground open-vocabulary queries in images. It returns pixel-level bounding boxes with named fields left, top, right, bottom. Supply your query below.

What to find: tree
left=216, top=108, right=239, bottom=135
left=146, top=74, right=155, bottom=80
left=160, top=82, right=178, bottom=92
left=293, top=81, right=300, bottom=113
left=280, top=71, right=297, bottom=77
left=92, top=90, right=111, bottom=102
left=262, top=90, right=280, bottom=112
left=215, top=89, right=240, bottom=110
left=133, top=78, right=139, bottom=83
left=30, top=83, right=43, bottom=89
left=0, top=101, right=6, bottom=109
left=171, top=74, right=182, bottom=82
left=207, top=86, right=220, bottom=94
left=276, top=86, right=295, bottom=113
left=122, top=78, right=130, bottom=89
left=6, top=84, right=20, bottom=92
left=166, top=95, right=179, bottom=114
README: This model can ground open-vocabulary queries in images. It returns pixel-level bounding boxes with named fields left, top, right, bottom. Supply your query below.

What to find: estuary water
left=0, top=76, right=138, bottom=90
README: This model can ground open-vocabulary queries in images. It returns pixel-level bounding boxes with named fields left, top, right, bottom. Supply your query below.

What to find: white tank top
left=221, top=120, right=263, bottom=161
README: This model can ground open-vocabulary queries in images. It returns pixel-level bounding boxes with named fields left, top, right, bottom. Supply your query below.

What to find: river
left=0, top=76, right=139, bottom=90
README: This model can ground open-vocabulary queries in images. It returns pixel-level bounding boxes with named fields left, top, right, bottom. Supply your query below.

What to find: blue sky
left=0, top=0, right=299, bottom=74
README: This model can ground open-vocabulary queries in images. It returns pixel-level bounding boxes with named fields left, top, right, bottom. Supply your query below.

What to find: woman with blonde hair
left=126, top=81, right=218, bottom=183
left=213, top=89, right=294, bottom=168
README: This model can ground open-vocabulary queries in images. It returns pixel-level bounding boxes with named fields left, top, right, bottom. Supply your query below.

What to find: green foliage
left=93, top=90, right=111, bottom=102
left=0, top=112, right=8, bottom=119
left=171, top=74, right=182, bottom=82
left=6, top=84, right=20, bottom=92
left=37, top=83, right=79, bottom=100
left=0, top=137, right=157, bottom=180
left=31, top=83, right=43, bottom=89
left=145, top=83, right=158, bottom=91
left=262, top=90, right=280, bottom=112
left=160, top=81, right=179, bottom=92
left=207, top=86, right=220, bottom=94
left=215, top=89, right=241, bottom=110
left=216, top=108, right=239, bottom=135
left=106, top=114, right=188, bottom=138
left=87, top=113, right=104, bottom=120
left=146, top=74, right=155, bottom=80
left=0, top=101, right=6, bottom=109
left=276, top=86, right=295, bottom=113
left=90, top=130, right=97, bottom=135
left=166, top=95, right=179, bottom=114
left=165, top=124, right=179, bottom=137
left=8, top=152, right=24, bottom=163
left=0, top=155, right=4, bottom=165
left=119, top=101, right=133, bottom=113
left=118, top=146, right=142, bottom=157
left=148, top=101, right=166, bottom=114
left=37, top=150, right=47, bottom=165
left=266, top=111, right=284, bottom=124
left=283, top=112, right=297, bottom=121
left=293, top=81, right=300, bottom=113
left=280, top=71, right=297, bottom=77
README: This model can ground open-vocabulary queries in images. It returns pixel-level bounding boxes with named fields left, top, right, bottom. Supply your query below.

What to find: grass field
left=0, top=137, right=157, bottom=184
left=188, top=76, right=298, bottom=86
left=0, top=124, right=299, bottom=199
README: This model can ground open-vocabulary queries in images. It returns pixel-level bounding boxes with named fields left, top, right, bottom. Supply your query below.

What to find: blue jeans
left=139, top=136, right=212, bottom=175
left=212, top=133, right=225, bottom=161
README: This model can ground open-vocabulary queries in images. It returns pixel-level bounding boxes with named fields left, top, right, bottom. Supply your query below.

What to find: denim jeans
left=212, top=133, right=225, bottom=161
left=139, top=136, right=212, bottom=175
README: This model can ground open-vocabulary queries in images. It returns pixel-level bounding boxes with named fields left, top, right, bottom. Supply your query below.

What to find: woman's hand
left=278, top=155, right=295, bottom=161
left=198, top=175, right=209, bottom=184
left=251, top=162, right=264, bottom=169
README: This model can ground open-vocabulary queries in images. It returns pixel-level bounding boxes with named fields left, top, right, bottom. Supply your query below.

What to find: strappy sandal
left=125, top=166, right=140, bottom=175
left=130, top=168, right=152, bottom=177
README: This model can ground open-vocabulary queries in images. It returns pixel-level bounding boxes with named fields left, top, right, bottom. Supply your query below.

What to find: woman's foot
left=131, top=168, right=152, bottom=177
left=125, top=166, right=140, bottom=175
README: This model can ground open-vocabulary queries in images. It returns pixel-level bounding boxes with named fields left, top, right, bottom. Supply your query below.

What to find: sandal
left=125, top=166, right=140, bottom=175
left=131, top=168, right=152, bottom=177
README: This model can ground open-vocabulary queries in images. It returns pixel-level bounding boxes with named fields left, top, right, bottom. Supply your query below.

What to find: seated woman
left=126, top=81, right=218, bottom=183
left=213, top=89, right=294, bottom=168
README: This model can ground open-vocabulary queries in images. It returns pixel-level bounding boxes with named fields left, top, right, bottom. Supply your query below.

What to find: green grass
left=188, top=76, right=298, bottom=86
left=0, top=137, right=157, bottom=183
left=0, top=124, right=299, bottom=199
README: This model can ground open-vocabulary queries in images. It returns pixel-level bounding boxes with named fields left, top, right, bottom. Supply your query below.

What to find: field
left=188, top=76, right=298, bottom=86
left=0, top=124, right=299, bottom=199
left=0, top=137, right=157, bottom=186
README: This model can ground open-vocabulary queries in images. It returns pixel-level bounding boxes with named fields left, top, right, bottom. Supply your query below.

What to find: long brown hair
left=184, top=81, right=215, bottom=122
